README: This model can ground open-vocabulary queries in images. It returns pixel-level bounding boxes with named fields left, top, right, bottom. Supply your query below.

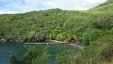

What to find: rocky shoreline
left=0, top=37, right=85, bottom=49
left=0, top=37, right=46, bottom=43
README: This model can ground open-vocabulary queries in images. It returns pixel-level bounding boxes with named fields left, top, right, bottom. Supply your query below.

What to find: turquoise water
left=0, top=42, right=80, bottom=64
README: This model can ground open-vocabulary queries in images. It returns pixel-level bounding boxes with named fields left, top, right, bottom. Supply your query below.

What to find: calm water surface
left=0, top=42, right=80, bottom=64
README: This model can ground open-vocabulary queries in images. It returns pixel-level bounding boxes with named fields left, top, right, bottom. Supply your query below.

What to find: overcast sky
left=0, top=0, right=107, bottom=14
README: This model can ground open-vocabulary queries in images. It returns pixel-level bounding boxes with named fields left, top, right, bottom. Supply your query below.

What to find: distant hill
left=0, top=0, right=112, bottom=44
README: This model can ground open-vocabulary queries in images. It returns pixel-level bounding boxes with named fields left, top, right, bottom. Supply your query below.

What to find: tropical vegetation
left=0, top=0, right=113, bottom=64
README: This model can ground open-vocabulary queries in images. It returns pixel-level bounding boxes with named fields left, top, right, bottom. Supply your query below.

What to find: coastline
left=24, top=40, right=85, bottom=49
left=0, top=38, right=85, bottom=49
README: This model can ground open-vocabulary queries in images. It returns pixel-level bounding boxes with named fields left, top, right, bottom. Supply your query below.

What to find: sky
left=0, top=0, right=107, bottom=14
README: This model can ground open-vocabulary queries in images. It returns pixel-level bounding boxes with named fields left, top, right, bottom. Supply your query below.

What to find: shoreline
left=0, top=39, right=85, bottom=49
left=24, top=40, right=85, bottom=49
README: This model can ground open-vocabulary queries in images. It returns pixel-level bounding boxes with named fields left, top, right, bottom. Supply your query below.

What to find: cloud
left=22, top=0, right=107, bottom=10
left=42, top=0, right=107, bottom=10
left=0, top=10, right=18, bottom=14
left=0, top=0, right=107, bottom=14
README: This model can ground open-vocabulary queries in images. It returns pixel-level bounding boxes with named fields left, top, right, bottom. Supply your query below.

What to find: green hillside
left=89, top=0, right=113, bottom=13
left=1, top=0, right=113, bottom=63
left=0, top=9, right=94, bottom=43
left=0, top=0, right=113, bottom=44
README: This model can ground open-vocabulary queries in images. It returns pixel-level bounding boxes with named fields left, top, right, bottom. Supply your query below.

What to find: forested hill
left=90, top=0, right=113, bottom=13
left=0, top=0, right=113, bottom=45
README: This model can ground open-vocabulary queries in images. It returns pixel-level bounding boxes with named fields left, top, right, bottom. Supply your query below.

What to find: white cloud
left=41, top=0, right=107, bottom=10
left=0, top=10, right=18, bottom=14
left=22, top=0, right=107, bottom=10
left=0, top=0, right=107, bottom=14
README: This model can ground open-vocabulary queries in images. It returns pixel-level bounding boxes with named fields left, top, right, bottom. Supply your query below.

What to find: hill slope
left=0, top=0, right=113, bottom=43
left=0, top=9, right=94, bottom=43
left=1, top=0, right=113, bottom=64
left=0, top=0, right=113, bottom=44
left=89, top=0, right=113, bottom=13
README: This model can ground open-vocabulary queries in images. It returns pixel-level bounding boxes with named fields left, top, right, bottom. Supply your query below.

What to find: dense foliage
left=1, top=0, right=113, bottom=64
left=0, top=1, right=113, bottom=43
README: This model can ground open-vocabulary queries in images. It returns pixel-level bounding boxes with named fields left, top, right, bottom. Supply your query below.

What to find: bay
left=0, top=42, right=81, bottom=64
